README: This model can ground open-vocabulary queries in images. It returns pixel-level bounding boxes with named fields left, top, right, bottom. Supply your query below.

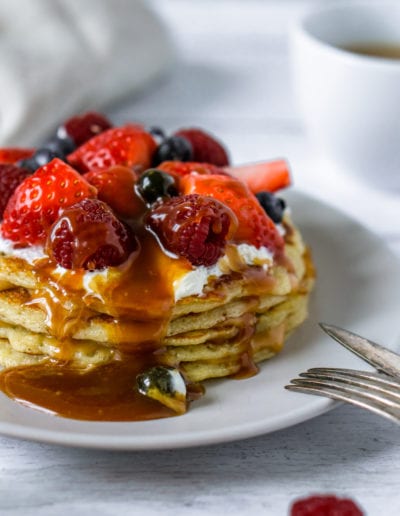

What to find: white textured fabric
left=0, top=0, right=174, bottom=145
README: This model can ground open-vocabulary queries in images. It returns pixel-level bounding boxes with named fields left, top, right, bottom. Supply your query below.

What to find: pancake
left=0, top=214, right=314, bottom=384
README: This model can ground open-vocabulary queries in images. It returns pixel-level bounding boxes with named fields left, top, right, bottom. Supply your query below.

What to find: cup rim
left=293, top=1, right=400, bottom=69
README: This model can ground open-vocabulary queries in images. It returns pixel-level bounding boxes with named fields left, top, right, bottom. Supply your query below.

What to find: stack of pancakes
left=0, top=213, right=314, bottom=383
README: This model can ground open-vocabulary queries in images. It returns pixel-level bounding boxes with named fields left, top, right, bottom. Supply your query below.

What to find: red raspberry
left=47, top=198, right=138, bottom=270
left=174, top=128, right=230, bottom=166
left=0, top=165, right=31, bottom=218
left=146, top=194, right=236, bottom=266
left=1, top=159, right=96, bottom=245
left=291, top=495, right=364, bottom=516
left=61, top=112, right=112, bottom=146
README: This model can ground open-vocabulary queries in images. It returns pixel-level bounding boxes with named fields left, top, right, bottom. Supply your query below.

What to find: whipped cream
left=0, top=234, right=278, bottom=303
left=173, top=243, right=274, bottom=301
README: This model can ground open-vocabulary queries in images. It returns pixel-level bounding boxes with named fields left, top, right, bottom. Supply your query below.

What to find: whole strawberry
left=47, top=198, right=138, bottom=270
left=84, top=166, right=145, bottom=219
left=174, top=128, right=230, bottom=166
left=0, top=164, right=31, bottom=218
left=1, top=159, right=96, bottom=245
left=180, top=173, right=284, bottom=254
left=67, top=125, right=156, bottom=173
left=146, top=194, right=236, bottom=266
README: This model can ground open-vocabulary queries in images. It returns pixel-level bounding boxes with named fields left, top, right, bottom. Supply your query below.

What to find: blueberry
left=137, top=169, right=178, bottom=204
left=19, top=148, right=63, bottom=173
left=153, top=136, right=192, bottom=165
left=44, top=135, right=75, bottom=155
left=148, top=126, right=166, bottom=143
left=256, top=191, right=286, bottom=223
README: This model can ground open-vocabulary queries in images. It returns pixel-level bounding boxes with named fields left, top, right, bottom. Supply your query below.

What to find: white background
left=1, top=1, right=400, bottom=515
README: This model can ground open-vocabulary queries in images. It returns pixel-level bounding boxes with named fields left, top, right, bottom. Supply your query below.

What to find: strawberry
left=174, top=128, right=230, bottom=166
left=0, top=148, right=35, bottom=165
left=0, top=165, right=31, bottom=218
left=84, top=166, right=145, bottom=219
left=1, top=158, right=96, bottom=245
left=180, top=173, right=284, bottom=253
left=226, top=160, right=291, bottom=194
left=157, top=161, right=222, bottom=178
left=67, top=125, right=156, bottom=173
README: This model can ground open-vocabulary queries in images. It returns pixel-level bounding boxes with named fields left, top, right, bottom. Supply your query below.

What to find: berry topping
left=157, top=161, right=222, bottom=178
left=174, top=128, right=230, bottom=166
left=152, top=135, right=193, bottom=165
left=146, top=194, right=236, bottom=266
left=290, top=495, right=364, bottom=516
left=181, top=173, right=284, bottom=253
left=0, top=148, right=35, bottom=165
left=256, top=191, right=286, bottom=223
left=47, top=198, right=138, bottom=270
left=59, top=111, right=112, bottom=147
left=67, top=125, right=156, bottom=173
left=137, top=169, right=178, bottom=205
left=0, top=165, right=31, bottom=218
left=1, top=158, right=96, bottom=245
left=227, top=159, right=291, bottom=194
left=84, top=166, right=145, bottom=219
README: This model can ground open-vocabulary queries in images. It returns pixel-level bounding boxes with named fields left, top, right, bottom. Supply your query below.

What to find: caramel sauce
left=0, top=356, right=203, bottom=421
left=0, top=221, right=292, bottom=421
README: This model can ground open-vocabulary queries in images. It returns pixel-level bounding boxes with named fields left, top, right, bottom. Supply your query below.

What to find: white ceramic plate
left=0, top=190, right=399, bottom=450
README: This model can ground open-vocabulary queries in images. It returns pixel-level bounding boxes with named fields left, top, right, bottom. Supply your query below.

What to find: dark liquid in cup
left=341, top=43, right=400, bottom=59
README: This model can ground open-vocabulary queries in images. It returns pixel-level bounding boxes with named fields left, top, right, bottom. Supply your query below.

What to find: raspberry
left=60, top=112, right=112, bottom=146
left=0, top=165, right=31, bottom=218
left=291, top=495, right=364, bottom=516
left=146, top=194, right=236, bottom=266
left=174, top=128, right=230, bottom=166
left=47, top=198, right=138, bottom=270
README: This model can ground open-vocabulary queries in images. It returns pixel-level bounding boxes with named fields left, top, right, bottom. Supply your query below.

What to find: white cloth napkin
left=0, top=0, right=174, bottom=146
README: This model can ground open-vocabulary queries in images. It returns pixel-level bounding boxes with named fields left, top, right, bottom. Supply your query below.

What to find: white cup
left=291, top=3, right=400, bottom=191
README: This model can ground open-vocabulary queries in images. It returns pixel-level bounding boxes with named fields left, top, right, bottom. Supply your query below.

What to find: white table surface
left=1, top=1, right=400, bottom=514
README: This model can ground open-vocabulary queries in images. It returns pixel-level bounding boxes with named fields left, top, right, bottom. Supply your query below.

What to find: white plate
left=1, top=190, right=399, bottom=450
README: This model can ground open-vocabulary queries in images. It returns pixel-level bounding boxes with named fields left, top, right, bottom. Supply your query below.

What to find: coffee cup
left=291, top=3, right=400, bottom=191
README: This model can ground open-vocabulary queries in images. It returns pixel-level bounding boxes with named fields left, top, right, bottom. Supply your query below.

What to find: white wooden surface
left=1, top=1, right=400, bottom=514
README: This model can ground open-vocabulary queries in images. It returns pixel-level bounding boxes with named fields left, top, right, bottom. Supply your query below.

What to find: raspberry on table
left=47, top=198, right=138, bottom=270
left=290, top=495, right=364, bottom=516
left=146, top=194, right=236, bottom=267
left=174, top=128, right=230, bottom=166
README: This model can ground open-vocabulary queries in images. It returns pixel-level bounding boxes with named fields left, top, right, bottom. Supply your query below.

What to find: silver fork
left=285, top=323, right=400, bottom=424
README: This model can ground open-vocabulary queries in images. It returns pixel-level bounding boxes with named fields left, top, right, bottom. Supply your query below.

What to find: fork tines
left=286, top=367, right=400, bottom=424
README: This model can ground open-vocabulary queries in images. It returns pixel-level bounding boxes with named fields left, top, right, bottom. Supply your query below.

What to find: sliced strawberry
left=0, top=148, right=35, bottom=165
left=67, top=125, right=156, bottom=173
left=174, top=128, right=230, bottom=166
left=226, top=160, right=291, bottom=194
left=1, top=159, right=96, bottom=245
left=157, top=161, right=221, bottom=178
left=84, top=166, right=145, bottom=219
left=180, top=173, right=284, bottom=253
